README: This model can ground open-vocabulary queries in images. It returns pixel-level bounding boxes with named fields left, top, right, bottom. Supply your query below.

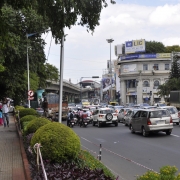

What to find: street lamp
left=106, top=38, right=114, bottom=101
left=80, top=76, right=99, bottom=103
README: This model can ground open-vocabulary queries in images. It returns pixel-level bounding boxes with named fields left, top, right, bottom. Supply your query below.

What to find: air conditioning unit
left=115, top=44, right=123, bottom=56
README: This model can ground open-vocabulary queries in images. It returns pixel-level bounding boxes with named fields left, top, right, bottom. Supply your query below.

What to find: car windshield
left=166, top=107, right=178, bottom=114
left=149, top=110, right=170, bottom=118
left=100, top=110, right=113, bottom=114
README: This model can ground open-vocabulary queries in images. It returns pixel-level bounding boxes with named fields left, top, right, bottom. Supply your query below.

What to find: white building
left=117, top=53, right=171, bottom=105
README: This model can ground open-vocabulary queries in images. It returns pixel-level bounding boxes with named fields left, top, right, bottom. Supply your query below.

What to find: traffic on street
left=62, top=118, right=180, bottom=180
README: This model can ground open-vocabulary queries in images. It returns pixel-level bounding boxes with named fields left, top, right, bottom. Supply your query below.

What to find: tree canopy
left=0, top=0, right=115, bottom=104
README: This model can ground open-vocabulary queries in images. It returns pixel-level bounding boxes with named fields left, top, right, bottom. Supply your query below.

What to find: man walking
left=2, top=98, right=9, bottom=127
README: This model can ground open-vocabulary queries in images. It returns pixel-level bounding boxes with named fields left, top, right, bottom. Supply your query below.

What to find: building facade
left=118, top=53, right=171, bottom=105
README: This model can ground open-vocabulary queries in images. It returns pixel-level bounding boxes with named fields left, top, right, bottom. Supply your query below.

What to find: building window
left=143, top=80, right=149, bottom=87
left=165, top=64, right=170, bottom=70
left=153, top=64, right=159, bottom=70
left=143, top=64, right=148, bottom=70
left=154, top=80, right=160, bottom=88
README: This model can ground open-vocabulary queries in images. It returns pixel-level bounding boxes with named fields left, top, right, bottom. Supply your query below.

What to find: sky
left=42, top=0, right=180, bottom=84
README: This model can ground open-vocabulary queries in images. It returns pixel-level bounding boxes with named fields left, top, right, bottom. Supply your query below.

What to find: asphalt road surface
left=62, top=121, right=180, bottom=180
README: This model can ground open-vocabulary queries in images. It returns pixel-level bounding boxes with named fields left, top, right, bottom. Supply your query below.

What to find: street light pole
left=106, top=38, right=114, bottom=101
left=27, top=36, right=30, bottom=108
left=58, top=29, right=65, bottom=123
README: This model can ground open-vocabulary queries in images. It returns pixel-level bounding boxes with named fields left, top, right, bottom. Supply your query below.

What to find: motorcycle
left=80, top=118, right=89, bottom=127
left=69, top=119, right=75, bottom=128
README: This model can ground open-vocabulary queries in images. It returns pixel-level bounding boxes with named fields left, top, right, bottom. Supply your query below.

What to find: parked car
left=124, top=109, right=140, bottom=126
left=129, top=109, right=173, bottom=137
left=92, top=108, right=118, bottom=127
left=118, top=108, right=133, bottom=123
left=157, top=106, right=179, bottom=125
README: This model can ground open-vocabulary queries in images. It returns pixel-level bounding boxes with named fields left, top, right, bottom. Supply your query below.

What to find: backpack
left=70, top=112, right=74, bottom=119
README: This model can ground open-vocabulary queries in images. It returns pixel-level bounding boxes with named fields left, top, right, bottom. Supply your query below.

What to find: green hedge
left=19, top=108, right=38, bottom=118
left=24, top=117, right=51, bottom=135
left=137, top=166, right=180, bottom=180
left=20, top=115, right=37, bottom=129
left=31, top=122, right=81, bottom=163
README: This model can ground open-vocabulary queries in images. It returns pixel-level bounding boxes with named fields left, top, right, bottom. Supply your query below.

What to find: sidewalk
left=0, top=114, right=31, bottom=180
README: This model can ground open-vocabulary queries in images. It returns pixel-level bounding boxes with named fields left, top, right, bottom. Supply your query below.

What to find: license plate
left=156, top=120, right=164, bottom=124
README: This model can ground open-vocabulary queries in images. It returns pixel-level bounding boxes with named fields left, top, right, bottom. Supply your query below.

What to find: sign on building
left=125, top=39, right=145, bottom=54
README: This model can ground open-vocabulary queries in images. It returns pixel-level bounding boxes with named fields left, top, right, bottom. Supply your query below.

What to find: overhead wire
left=46, top=34, right=53, bottom=61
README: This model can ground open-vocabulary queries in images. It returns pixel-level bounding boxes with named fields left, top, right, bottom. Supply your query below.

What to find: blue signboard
left=120, top=53, right=171, bottom=61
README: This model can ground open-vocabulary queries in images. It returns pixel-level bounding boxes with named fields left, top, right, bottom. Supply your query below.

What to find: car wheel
left=166, top=130, right=172, bottom=135
left=176, top=122, right=179, bottom=125
left=142, top=127, right=148, bottom=137
left=106, top=113, right=113, bottom=121
left=115, top=122, right=118, bottom=127
left=129, top=125, right=135, bottom=133
left=93, top=121, right=95, bottom=126
left=97, top=121, right=101, bottom=128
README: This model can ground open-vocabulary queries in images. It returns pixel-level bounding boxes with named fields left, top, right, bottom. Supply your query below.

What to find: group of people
left=0, top=97, right=10, bottom=127
left=67, top=108, right=92, bottom=127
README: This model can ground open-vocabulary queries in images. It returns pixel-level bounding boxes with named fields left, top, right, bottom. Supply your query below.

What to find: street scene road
left=62, top=121, right=180, bottom=180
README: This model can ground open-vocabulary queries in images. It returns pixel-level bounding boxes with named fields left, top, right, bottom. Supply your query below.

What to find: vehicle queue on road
left=67, top=101, right=180, bottom=137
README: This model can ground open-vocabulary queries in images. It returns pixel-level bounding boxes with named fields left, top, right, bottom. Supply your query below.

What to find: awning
left=126, top=92, right=136, bottom=96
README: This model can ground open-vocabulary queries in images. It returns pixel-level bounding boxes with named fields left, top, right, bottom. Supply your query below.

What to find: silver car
left=118, top=108, right=132, bottom=123
left=124, top=109, right=140, bottom=126
left=129, top=109, right=173, bottom=137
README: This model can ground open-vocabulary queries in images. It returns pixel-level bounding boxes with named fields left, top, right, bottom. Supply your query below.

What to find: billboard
left=120, top=53, right=171, bottom=61
left=122, top=64, right=137, bottom=72
left=102, top=77, right=115, bottom=92
left=125, top=39, right=145, bottom=54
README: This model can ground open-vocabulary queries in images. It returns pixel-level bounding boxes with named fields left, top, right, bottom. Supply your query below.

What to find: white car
left=92, top=108, right=118, bottom=127
left=158, top=106, right=179, bottom=125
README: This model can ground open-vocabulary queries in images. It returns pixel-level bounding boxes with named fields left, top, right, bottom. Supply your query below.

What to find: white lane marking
left=171, top=134, right=180, bottom=137
left=80, top=136, right=158, bottom=173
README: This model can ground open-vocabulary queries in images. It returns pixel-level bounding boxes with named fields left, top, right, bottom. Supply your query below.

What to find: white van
left=158, top=106, right=179, bottom=125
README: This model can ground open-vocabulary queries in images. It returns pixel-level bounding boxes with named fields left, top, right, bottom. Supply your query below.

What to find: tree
left=169, top=54, right=180, bottom=79
left=145, top=41, right=166, bottom=53
left=0, top=0, right=115, bottom=104
left=165, top=45, right=180, bottom=53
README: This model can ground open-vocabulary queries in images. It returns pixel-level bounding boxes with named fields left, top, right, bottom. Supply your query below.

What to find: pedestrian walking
left=2, top=98, right=9, bottom=127
left=0, top=109, right=3, bottom=126
left=42, top=97, right=48, bottom=117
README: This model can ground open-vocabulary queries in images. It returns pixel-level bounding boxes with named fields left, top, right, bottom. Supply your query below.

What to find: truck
left=45, top=93, right=68, bottom=120
left=169, top=91, right=180, bottom=110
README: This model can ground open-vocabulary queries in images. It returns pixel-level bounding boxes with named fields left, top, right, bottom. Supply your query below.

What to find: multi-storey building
left=117, top=53, right=171, bottom=105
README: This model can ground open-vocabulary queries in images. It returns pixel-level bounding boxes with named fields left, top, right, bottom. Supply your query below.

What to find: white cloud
left=44, top=2, right=180, bottom=83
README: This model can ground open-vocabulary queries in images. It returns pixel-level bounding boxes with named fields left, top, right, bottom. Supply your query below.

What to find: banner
left=122, top=64, right=137, bottom=72
left=102, top=77, right=115, bottom=92
left=120, top=53, right=171, bottom=61
left=125, top=39, right=145, bottom=54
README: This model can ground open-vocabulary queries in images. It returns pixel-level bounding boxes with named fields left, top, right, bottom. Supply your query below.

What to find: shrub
left=19, top=108, right=38, bottom=118
left=24, top=117, right=51, bottom=135
left=137, top=166, right=180, bottom=180
left=20, top=115, right=37, bottom=128
left=30, top=122, right=81, bottom=162
left=79, top=150, right=115, bottom=179
left=15, top=105, right=25, bottom=111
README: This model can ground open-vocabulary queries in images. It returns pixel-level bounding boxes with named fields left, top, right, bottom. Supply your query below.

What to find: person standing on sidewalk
left=2, top=98, right=9, bottom=127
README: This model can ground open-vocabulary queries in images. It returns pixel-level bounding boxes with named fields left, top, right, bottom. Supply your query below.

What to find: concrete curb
left=13, top=116, right=32, bottom=180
